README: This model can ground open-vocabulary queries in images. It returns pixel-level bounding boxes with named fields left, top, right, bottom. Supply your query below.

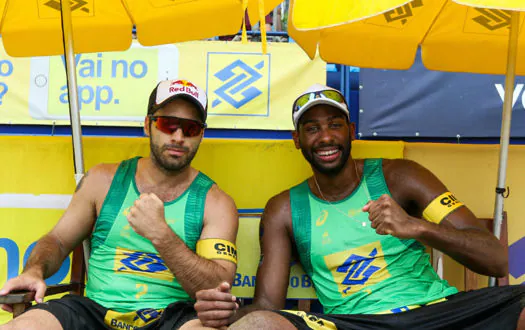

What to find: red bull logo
left=171, top=80, right=198, bottom=89
left=169, top=80, right=199, bottom=98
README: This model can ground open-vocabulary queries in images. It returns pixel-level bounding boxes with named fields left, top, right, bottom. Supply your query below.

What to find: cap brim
left=293, top=99, right=349, bottom=129
left=151, top=94, right=207, bottom=122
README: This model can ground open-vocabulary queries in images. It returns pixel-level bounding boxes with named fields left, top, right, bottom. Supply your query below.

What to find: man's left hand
left=363, top=194, right=424, bottom=239
left=127, top=193, right=168, bottom=242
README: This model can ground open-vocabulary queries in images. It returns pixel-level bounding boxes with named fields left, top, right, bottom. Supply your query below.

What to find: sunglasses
left=293, top=90, right=347, bottom=113
left=149, top=116, right=206, bottom=137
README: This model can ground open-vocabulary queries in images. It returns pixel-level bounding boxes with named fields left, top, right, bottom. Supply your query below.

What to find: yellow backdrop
left=1, top=136, right=524, bottom=323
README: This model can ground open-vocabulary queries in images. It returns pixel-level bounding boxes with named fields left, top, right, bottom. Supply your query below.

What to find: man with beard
left=0, top=79, right=239, bottom=330
left=192, top=84, right=525, bottom=330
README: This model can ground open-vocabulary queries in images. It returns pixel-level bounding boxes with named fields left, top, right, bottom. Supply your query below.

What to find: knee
left=229, top=311, right=295, bottom=330
left=179, top=319, right=213, bottom=330
left=0, top=322, right=14, bottom=330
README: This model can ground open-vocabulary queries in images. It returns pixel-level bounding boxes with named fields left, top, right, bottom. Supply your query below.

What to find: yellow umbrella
left=290, top=0, right=524, bottom=285
left=290, top=0, right=525, bottom=74
left=0, top=0, right=245, bottom=57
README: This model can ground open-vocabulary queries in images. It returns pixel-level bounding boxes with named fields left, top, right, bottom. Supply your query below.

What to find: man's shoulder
left=204, top=183, right=237, bottom=213
left=80, top=162, right=123, bottom=196
left=87, top=162, right=121, bottom=182
left=263, top=190, right=292, bottom=225
left=267, top=189, right=291, bottom=208
left=380, top=158, right=425, bottom=176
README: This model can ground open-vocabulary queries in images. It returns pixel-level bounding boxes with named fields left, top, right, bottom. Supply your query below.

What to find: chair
left=0, top=244, right=86, bottom=317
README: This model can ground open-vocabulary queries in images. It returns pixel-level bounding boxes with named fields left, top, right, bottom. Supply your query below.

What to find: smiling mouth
left=316, top=149, right=338, bottom=156
left=314, top=148, right=341, bottom=162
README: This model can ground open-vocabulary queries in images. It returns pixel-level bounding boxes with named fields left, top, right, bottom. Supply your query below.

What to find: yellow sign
left=29, top=43, right=175, bottom=125
left=232, top=215, right=317, bottom=299
left=207, top=53, right=270, bottom=117
left=0, top=40, right=325, bottom=129
left=178, top=41, right=326, bottom=130
left=0, top=47, right=31, bottom=121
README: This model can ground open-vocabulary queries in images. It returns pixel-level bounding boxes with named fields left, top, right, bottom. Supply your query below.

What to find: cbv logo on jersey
left=114, top=247, right=174, bottom=281
left=495, top=83, right=525, bottom=110
left=324, top=242, right=390, bottom=297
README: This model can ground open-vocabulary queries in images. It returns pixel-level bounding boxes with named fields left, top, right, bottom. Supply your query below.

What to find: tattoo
left=75, top=171, right=89, bottom=192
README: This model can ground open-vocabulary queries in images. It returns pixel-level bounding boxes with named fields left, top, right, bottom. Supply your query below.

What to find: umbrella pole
left=60, top=0, right=85, bottom=184
left=490, top=10, right=520, bottom=287
left=60, top=1, right=90, bottom=266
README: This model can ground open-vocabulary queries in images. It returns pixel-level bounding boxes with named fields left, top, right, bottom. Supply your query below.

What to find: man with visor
left=193, top=84, right=525, bottom=329
left=0, top=79, right=239, bottom=330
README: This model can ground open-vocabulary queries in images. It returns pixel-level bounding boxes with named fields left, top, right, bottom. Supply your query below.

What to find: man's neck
left=141, top=157, right=195, bottom=188
left=311, top=158, right=362, bottom=201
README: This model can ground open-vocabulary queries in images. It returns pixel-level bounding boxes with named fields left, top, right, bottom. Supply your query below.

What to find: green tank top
left=290, top=159, right=457, bottom=315
left=85, top=157, right=214, bottom=312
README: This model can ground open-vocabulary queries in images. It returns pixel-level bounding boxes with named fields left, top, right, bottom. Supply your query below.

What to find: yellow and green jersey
left=290, top=159, right=457, bottom=315
left=85, top=157, right=214, bottom=312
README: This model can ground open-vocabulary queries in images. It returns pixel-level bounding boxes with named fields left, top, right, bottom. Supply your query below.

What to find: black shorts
left=26, top=294, right=197, bottom=330
left=277, top=285, right=525, bottom=330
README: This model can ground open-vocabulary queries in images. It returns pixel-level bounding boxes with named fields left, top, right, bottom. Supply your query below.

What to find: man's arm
left=194, top=191, right=294, bottom=328
left=364, top=159, right=507, bottom=277
left=0, top=165, right=111, bottom=309
left=127, top=184, right=239, bottom=298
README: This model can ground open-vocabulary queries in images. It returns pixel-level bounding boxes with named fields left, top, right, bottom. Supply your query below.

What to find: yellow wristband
left=422, top=192, right=464, bottom=224
left=196, top=239, right=237, bottom=264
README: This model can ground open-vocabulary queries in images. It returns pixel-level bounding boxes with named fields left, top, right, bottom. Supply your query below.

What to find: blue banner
left=359, top=52, right=525, bottom=138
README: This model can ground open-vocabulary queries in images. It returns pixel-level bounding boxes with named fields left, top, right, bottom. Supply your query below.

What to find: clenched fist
left=363, top=194, right=424, bottom=239
left=127, top=193, right=168, bottom=242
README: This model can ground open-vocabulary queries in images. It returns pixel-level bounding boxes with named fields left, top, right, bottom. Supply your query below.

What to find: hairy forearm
left=152, top=229, right=232, bottom=298
left=23, top=234, right=69, bottom=279
left=415, top=220, right=508, bottom=277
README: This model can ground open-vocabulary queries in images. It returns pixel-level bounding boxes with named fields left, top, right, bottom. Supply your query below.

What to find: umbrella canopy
left=289, top=0, right=525, bottom=285
left=290, top=0, right=525, bottom=75
left=0, top=0, right=249, bottom=57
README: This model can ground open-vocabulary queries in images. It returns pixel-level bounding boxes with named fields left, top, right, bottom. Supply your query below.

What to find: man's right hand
left=194, top=282, right=239, bottom=328
left=0, top=271, right=47, bottom=312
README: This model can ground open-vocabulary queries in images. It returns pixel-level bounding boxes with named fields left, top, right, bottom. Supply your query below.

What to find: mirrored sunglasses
left=149, top=116, right=206, bottom=137
left=293, top=90, right=346, bottom=113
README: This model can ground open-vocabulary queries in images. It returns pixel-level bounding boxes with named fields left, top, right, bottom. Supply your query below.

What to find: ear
left=144, top=116, right=151, bottom=137
left=292, top=130, right=301, bottom=149
left=349, top=122, right=356, bottom=141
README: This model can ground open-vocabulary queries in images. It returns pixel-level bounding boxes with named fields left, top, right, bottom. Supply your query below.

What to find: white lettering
left=495, top=83, right=524, bottom=109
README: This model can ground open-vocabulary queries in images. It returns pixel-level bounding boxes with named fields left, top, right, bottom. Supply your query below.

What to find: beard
left=300, top=141, right=351, bottom=176
left=150, top=138, right=198, bottom=173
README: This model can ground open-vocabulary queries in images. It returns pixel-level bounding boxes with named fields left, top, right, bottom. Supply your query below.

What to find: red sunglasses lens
left=154, top=117, right=202, bottom=137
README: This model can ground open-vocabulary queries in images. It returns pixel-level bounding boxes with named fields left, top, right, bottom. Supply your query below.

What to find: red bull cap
left=148, top=79, right=208, bottom=122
